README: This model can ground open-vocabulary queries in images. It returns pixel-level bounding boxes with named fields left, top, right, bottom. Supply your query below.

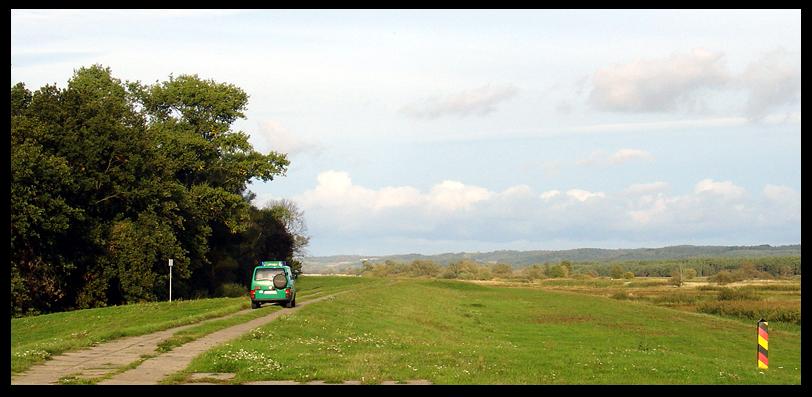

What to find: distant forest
left=357, top=255, right=798, bottom=279
left=304, top=244, right=801, bottom=275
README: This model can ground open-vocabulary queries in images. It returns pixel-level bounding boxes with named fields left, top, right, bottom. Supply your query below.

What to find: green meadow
left=10, top=275, right=372, bottom=374
left=180, top=277, right=801, bottom=384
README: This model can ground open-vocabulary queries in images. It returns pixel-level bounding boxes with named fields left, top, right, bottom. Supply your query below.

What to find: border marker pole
left=757, top=319, right=768, bottom=369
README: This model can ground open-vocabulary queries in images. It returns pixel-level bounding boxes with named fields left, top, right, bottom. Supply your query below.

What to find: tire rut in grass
left=98, top=293, right=345, bottom=385
left=11, top=305, right=258, bottom=385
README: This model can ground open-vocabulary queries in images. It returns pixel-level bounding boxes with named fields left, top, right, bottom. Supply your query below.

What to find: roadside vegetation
left=179, top=278, right=800, bottom=384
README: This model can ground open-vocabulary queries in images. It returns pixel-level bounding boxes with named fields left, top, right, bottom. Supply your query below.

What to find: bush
left=652, top=293, right=698, bottom=305
left=717, top=287, right=761, bottom=301
left=623, top=272, right=635, bottom=279
left=610, top=264, right=624, bottom=279
left=491, top=263, right=513, bottom=278
left=710, top=270, right=741, bottom=285
left=610, top=291, right=631, bottom=300
left=697, top=301, right=800, bottom=325
left=547, top=265, right=568, bottom=278
left=217, top=283, right=247, bottom=298
left=627, top=279, right=670, bottom=288
left=741, top=284, right=801, bottom=292
left=697, top=285, right=724, bottom=291
left=669, top=270, right=684, bottom=287
left=521, top=265, right=545, bottom=280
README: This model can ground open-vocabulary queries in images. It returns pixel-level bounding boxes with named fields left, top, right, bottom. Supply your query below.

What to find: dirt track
left=11, top=294, right=337, bottom=385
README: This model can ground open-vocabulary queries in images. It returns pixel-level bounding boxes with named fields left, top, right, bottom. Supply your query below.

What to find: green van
left=249, top=261, right=297, bottom=309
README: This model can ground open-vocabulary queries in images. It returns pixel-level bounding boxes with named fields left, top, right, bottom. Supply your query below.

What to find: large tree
left=11, top=65, right=291, bottom=314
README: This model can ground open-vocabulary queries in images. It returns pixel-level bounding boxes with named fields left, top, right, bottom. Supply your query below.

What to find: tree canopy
left=11, top=65, right=306, bottom=315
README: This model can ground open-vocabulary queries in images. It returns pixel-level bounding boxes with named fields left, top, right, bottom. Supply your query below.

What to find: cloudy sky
left=11, top=9, right=801, bottom=256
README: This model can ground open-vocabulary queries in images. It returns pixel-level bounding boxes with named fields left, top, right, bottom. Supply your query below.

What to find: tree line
left=11, top=65, right=308, bottom=316
left=355, top=255, right=801, bottom=281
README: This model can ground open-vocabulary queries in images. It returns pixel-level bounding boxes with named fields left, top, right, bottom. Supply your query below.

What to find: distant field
left=180, top=277, right=801, bottom=384
left=506, top=277, right=802, bottom=328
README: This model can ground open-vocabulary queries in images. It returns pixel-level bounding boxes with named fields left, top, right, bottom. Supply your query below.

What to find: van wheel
left=251, top=301, right=260, bottom=309
left=291, top=296, right=296, bottom=308
left=285, top=299, right=293, bottom=308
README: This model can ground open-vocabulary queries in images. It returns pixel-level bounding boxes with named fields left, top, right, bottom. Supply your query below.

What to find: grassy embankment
left=179, top=277, right=800, bottom=384
left=11, top=275, right=373, bottom=374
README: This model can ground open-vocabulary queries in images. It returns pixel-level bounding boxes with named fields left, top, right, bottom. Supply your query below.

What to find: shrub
left=669, top=270, right=684, bottom=287
left=408, top=260, right=440, bottom=278
left=623, top=272, right=635, bottom=279
left=652, top=293, right=698, bottom=305
left=610, top=291, right=631, bottom=300
left=741, top=284, right=801, bottom=292
left=547, top=265, right=568, bottom=278
left=710, top=270, right=741, bottom=285
left=627, top=280, right=670, bottom=288
left=475, top=267, right=493, bottom=280
left=521, top=265, right=545, bottom=280
left=491, top=263, right=513, bottom=278
left=717, top=287, right=761, bottom=301
left=610, top=264, right=624, bottom=279
left=217, top=283, right=247, bottom=298
left=697, top=301, right=800, bottom=325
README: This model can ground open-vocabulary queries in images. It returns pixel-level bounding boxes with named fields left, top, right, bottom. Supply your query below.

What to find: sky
left=11, top=9, right=802, bottom=256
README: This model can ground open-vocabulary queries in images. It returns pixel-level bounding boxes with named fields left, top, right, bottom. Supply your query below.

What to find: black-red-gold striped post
left=757, top=319, right=768, bottom=369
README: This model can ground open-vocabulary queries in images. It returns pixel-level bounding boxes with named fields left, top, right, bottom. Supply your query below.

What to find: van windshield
left=255, top=268, right=286, bottom=281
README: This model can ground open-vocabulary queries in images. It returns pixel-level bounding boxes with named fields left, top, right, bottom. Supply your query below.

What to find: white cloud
left=253, top=120, right=321, bottom=157
left=540, top=190, right=561, bottom=200
left=694, top=179, right=746, bottom=199
left=608, top=148, right=654, bottom=164
left=759, top=184, right=801, bottom=225
left=763, top=184, right=796, bottom=203
left=578, top=148, right=654, bottom=166
left=738, top=48, right=801, bottom=120
left=428, top=181, right=493, bottom=211
left=624, top=181, right=670, bottom=195
left=566, top=189, right=605, bottom=202
left=589, top=48, right=729, bottom=113
left=402, top=84, right=518, bottom=119
left=293, top=171, right=798, bottom=251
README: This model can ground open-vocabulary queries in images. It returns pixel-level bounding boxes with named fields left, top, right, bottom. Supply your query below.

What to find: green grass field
left=11, top=275, right=373, bottom=374
left=181, top=277, right=801, bottom=384
left=11, top=297, right=250, bottom=373
left=156, top=276, right=375, bottom=353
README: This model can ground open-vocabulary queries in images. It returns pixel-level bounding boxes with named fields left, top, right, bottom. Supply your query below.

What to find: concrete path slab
left=99, top=294, right=340, bottom=385
left=190, top=372, right=236, bottom=381
left=11, top=305, right=261, bottom=385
